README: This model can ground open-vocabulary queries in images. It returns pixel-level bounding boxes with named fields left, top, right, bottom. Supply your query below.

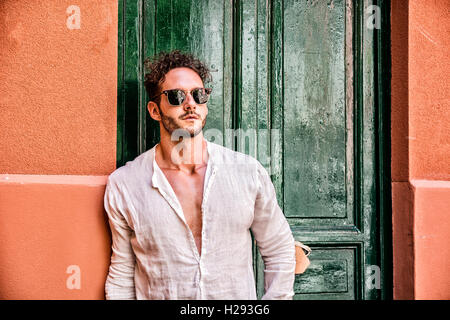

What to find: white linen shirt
left=104, top=140, right=296, bottom=300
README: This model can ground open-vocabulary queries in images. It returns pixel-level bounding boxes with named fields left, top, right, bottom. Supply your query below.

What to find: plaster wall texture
left=392, top=0, right=450, bottom=299
left=0, top=0, right=117, bottom=175
left=0, top=1, right=118, bottom=299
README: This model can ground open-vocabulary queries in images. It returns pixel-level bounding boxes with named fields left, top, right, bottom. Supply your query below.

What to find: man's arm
left=104, top=178, right=136, bottom=300
left=250, top=163, right=296, bottom=300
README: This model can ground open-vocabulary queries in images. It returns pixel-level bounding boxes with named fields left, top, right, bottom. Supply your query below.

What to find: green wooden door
left=118, top=0, right=391, bottom=300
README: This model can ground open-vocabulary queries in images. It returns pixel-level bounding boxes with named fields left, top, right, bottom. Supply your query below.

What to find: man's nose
left=182, top=92, right=197, bottom=111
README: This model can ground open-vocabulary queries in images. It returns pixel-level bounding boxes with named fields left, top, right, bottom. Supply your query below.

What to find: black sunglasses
left=152, top=88, right=212, bottom=106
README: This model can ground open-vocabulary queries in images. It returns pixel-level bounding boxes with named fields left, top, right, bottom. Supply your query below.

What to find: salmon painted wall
left=409, top=0, right=450, bottom=300
left=0, top=0, right=117, bottom=175
left=0, top=1, right=118, bottom=299
left=391, top=0, right=413, bottom=300
left=392, top=0, right=450, bottom=299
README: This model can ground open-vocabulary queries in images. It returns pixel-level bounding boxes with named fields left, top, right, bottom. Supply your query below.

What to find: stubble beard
left=159, top=107, right=207, bottom=138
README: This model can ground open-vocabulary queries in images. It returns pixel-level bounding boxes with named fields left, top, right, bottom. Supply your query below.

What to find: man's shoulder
left=209, top=141, right=263, bottom=170
left=107, top=147, right=154, bottom=186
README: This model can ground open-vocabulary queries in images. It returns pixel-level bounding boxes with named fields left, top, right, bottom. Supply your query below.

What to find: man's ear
left=147, top=101, right=161, bottom=121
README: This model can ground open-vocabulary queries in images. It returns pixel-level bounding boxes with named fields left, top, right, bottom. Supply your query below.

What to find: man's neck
left=156, top=132, right=208, bottom=174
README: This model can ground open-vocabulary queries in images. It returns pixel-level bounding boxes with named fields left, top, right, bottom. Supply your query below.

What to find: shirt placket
left=198, top=164, right=218, bottom=299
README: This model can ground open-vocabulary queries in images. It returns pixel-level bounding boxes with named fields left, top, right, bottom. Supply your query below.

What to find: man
left=104, top=50, right=296, bottom=300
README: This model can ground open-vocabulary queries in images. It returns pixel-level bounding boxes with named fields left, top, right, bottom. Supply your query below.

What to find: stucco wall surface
left=0, top=1, right=118, bottom=299
left=0, top=175, right=111, bottom=299
left=392, top=0, right=450, bottom=300
left=0, top=0, right=117, bottom=175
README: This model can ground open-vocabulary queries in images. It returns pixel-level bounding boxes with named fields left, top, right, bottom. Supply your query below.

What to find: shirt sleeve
left=104, top=177, right=136, bottom=300
left=250, top=163, right=296, bottom=300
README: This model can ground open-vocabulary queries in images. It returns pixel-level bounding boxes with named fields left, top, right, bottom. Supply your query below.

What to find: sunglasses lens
left=166, top=90, right=185, bottom=105
left=193, top=88, right=210, bottom=104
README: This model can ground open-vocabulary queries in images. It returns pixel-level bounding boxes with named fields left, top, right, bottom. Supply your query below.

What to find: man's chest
left=160, top=168, right=206, bottom=234
left=129, top=167, right=258, bottom=237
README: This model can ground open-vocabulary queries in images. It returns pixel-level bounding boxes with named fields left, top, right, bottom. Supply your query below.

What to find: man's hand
left=294, top=241, right=311, bottom=274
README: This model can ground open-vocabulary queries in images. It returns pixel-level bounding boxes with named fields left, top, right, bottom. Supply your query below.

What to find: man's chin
left=188, top=128, right=203, bottom=138
left=172, top=126, right=202, bottom=138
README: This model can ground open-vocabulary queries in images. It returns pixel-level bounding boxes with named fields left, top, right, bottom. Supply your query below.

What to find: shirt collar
left=151, top=139, right=215, bottom=189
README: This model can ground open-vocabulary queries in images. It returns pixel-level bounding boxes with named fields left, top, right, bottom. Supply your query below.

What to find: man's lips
left=182, top=115, right=199, bottom=120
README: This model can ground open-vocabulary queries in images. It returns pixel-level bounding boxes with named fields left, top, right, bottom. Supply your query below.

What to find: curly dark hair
left=144, top=50, right=212, bottom=105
